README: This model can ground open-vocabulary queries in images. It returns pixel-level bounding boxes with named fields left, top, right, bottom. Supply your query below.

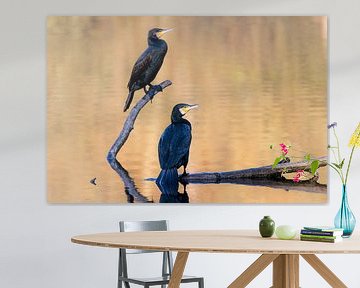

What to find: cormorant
left=156, top=103, right=198, bottom=185
left=124, top=28, right=172, bottom=112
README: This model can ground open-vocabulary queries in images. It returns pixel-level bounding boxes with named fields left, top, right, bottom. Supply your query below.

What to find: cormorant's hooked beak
left=180, top=104, right=199, bottom=115
left=156, top=28, right=173, bottom=38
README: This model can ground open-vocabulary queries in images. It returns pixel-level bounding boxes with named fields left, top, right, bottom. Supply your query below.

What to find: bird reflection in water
left=156, top=174, right=189, bottom=203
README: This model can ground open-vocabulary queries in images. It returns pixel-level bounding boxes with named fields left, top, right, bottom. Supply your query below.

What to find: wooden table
left=72, top=230, right=360, bottom=288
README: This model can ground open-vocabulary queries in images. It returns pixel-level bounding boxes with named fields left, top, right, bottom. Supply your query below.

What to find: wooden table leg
left=228, top=254, right=279, bottom=288
left=288, top=254, right=299, bottom=288
left=272, top=254, right=299, bottom=288
left=168, top=252, right=189, bottom=288
left=301, top=254, right=347, bottom=288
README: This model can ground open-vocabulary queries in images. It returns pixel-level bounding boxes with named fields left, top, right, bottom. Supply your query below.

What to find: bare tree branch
left=181, top=156, right=327, bottom=182
left=106, top=80, right=171, bottom=203
left=107, top=80, right=172, bottom=161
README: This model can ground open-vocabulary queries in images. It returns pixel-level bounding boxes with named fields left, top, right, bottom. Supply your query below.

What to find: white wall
left=1, top=0, right=360, bottom=287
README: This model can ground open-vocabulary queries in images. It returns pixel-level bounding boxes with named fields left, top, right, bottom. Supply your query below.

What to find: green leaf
left=339, top=158, right=345, bottom=169
left=272, top=156, right=282, bottom=168
left=269, top=144, right=273, bottom=149
left=332, top=162, right=341, bottom=169
left=310, top=160, right=320, bottom=174
left=304, top=154, right=311, bottom=161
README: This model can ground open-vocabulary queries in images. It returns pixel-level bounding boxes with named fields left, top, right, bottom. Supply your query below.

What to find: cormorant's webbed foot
left=180, top=167, right=187, bottom=176
left=146, top=84, right=156, bottom=104
left=155, top=84, right=163, bottom=92
left=179, top=169, right=189, bottom=184
left=148, top=84, right=160, bottom=103
left=144, top=84, right=153, bottom=94
left=180, top=183, right=187, bottom=194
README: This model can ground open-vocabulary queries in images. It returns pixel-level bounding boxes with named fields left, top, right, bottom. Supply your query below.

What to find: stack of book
left=300, top=226, right=344, bottom=243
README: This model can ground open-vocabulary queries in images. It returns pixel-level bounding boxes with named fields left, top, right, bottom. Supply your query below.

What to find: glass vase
left=334, top=185, right=356, bottom=237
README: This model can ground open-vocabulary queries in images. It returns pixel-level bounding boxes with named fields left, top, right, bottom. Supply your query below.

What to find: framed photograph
left=47, top=16, right=327, bottom=204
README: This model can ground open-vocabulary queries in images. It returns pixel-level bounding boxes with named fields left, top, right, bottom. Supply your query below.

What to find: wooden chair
left=118, top=220, right=204, bottom=288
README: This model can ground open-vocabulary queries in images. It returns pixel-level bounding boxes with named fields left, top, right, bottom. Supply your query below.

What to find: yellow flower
left=349, top=122, right=360, bottom=148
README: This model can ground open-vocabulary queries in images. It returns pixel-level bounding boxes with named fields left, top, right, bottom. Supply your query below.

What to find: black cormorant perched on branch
left=124, top=28, right=172, bottom=112
left=156, top=103, right=198, bottom=185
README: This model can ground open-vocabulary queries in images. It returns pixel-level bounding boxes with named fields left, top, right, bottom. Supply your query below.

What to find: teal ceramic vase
left=259, top=216, right=275, bottom=237
left=334, top=185, right=356, bottom=237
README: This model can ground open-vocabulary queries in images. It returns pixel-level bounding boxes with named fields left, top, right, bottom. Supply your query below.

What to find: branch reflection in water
left=108, top=159, right=151, bottom=203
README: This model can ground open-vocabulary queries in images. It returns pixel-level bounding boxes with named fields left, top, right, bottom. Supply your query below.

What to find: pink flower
left=279, top=143, right=288, bottom=155
left=293, top=170, right=305, bottom=183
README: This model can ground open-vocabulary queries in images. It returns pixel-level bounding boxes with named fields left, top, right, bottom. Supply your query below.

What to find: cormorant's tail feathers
left=156, top=169, right=178, bottom=186
left=123, top=91, right=134, bottom=112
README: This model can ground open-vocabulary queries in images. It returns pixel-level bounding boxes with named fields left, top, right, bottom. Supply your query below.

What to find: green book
left=300, top=234, right=340, bottom=240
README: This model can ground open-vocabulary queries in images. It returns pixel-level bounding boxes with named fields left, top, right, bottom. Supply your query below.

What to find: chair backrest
left=119, top=220, right=169, bottom=254
left=118, top=220, right=173, bottom=282
left=120, top=220, right=168, bottom=232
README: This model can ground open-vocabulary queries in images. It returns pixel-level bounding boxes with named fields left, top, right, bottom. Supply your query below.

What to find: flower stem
left=345, top=129, right=360, bottom=185
left=330, top=148, right=339, bottom=165
left=345, top=145, right=356, bottom=185
left=332, top=127, right=345, bottom=184
left=328, top=163, right=345, bottom=182
left=333, top=127, right=342, bottom=162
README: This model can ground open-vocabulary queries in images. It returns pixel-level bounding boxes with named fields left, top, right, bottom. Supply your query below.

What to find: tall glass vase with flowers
left=328, top=122, right=360, bottom=237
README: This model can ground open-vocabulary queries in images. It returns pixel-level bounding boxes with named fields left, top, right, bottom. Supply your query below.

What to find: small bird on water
left=124, top=28, right=173, bottom=112
left=156, top=103, right=198, bottom=186
left=90, top=178, right=97, bottom=185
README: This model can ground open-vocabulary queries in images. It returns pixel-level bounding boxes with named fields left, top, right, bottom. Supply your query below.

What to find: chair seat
left=119, top=274, right=203, bottom=285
